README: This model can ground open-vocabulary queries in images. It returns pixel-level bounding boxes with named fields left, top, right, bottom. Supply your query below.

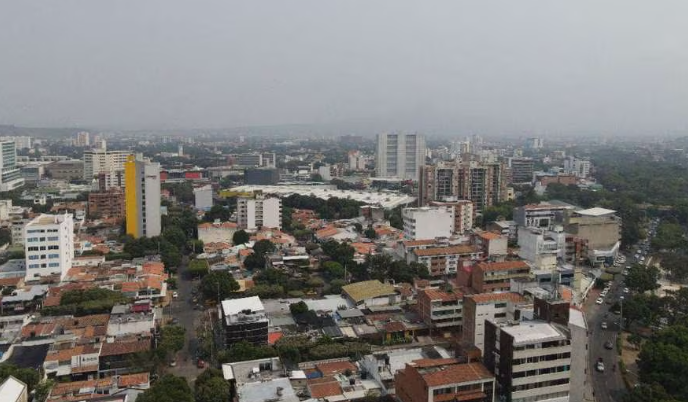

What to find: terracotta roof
left=466, top=292, right=525, bottom=304
left=402, top=239, right=438, bottom=247
left=268, top=332, right=283, bottom=345
left=309, top=380, right=342, bottom=398
left=414, top=245, right=478, bottom=257
left=412, top=358, right=461, bottom=368
left=476, top=231, right=502, bottom=240
left=0, top=277, right=21, bottom=287
left=421, top=289, right=462, bottom=302
left=384, top=321, right=406, bottom=332
left=421, top=362, right=494, bottom=387
left=316, top=227, right=339, bottom=239
left=100, top=339, right=151, bottom=356
left=142, top=262, right=165, bottom=275
left=475, top=260, right=530, bottom=272
left=117, top=372, right=150, bottom=387
left=316, top=361, right=357, bottom=376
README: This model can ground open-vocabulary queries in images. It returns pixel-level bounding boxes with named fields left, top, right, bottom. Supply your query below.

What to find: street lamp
left=619, top=296, right=624, bottom=332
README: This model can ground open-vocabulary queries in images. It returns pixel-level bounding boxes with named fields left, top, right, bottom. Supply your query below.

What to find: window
left=28, top=246, right=39, bottom=251
left=48, top=254, right=59, bottom=259
left=29, top=255, right=39, bottom=260
left=48, top=263, right=60, bottom=268
left=48, top=236, right=59, bottom=241
left=28, top=264, right=39, bottom=269
left=48, top=245, right=59, bottom=250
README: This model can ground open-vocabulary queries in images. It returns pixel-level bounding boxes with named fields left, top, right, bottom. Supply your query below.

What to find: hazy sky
left=1, top=1, right=687, bottom=136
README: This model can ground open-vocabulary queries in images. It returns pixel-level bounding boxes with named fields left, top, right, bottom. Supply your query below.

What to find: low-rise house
left=411, top=245, right=482, bottom=277
left=395, top=359, right=496, bottom=402
left=417, top=289, right=463, bottom=333
left=471, top=261, right=531, bottom=293
left=342, top=280, right=397, bottom=308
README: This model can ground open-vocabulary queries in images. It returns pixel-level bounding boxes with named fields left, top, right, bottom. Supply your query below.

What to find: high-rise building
left=83, top=148, right=129, bottom=180
left=506, top=157, right=534, bottom=184
left=24, top=213, right=74, bottom=281
left=419, top=161, right=506, bottom=213
left=88, top=189, right=125, bottom=220
left=0, top=141, right=24, bottom=191
left=376, top=133, right=426, bottom=181
left=74, top=131, right=90, bottom=147
left=563, top=156, right=591, bottom=178
left=429, top=200, right=474, bottom=234
left=194, top=185, right=213, bottom=210
left=0, top=136, right=32, bottom=150
left=484, top=320, right=573, bottom=402
left=125, top=155, right=161, bottom=238
left=221, top=296, right=268, bottom=347
left=237, top=192, right=282, bottom=231
left=525, top=137, right=544, bottom=149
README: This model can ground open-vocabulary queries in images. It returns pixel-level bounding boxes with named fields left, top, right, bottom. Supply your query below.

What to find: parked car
left=596, top=298, right=604, bottom=305
left=173, top=292, right=178, bottom=299
left=197, top=359, right=206, bottom=369
left=601, top=322, right=608, bottom=329
left=604, top=340, right=614, bottom=350
left=596, top=361, right=605, bottom=372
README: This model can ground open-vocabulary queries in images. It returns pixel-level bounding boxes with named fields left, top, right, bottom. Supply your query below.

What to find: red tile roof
left=476, top=231, right=502, bottom=240
left=466, top=292, right=525, bottom=304
left=475, top=260, right=529, bottom=272
left=100, top=339, right=151, bottom=356
left=309, top=380, right=342, bottom=398
left=421, top=289, right=462, bottom=302
left=421, top=362, right=493, bottom=387
left=414, top=245, right=478, bottom=257
left=316, top=361, right=357, bottom=376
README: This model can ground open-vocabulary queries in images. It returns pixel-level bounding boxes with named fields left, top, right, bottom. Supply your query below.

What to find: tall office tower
left=24, top=213, right=74, bottom=281
left=83, top=147, right=130, bottom=180
left=506, top=157, right=535, bottom=184
left=0, top=141, right=25, bottom=191
left=74, top=131, right=90, bottom=147
left=237, top=192, right=282, bottom=231
left=376, top=133, right=426, bottom=181
left=125, top=155, right=161, bottom=238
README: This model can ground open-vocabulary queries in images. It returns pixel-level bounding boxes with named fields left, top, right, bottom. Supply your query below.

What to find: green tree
left=0, top=363, right=40, bottom=393
left=289, top=301, right=309, bottom=315
left=233, top=230, right=250, bottom=245
left=651, top=223, right=686, bottom=251
left=194, top=368, right=230, bottom=402
left=638, top=325, right=688, bottom=401
left=200, top=270, right=240, bottom=303
left=218, top=340, right=276, bottom=363
left=329, top=279, right=346, bottom=294
left=136, top=374, right=194, bottom=402
left=624, top=383, right=681, bottom=402
left=157, top=325, right=185, bottom=360
left=203, top=205, right=231, bottom=223
left=163, top=227, right=187, bottom=250
left=188, top=259, right=210, bottom=278
left=364, top=225, right=377, bottom=239
left=626, top=264, right=661, bottom=294
left=253, top=239, right=276, bottom=256
left=322, top=261, right=345, bottom=279
left=0, top=228, right=11, bottom=247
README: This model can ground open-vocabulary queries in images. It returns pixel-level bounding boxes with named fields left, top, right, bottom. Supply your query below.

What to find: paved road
left=167, top=256, right=204, bottom=381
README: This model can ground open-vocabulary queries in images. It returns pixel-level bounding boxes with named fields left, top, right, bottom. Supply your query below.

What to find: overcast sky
left=1, top=1, right=687, bottom=136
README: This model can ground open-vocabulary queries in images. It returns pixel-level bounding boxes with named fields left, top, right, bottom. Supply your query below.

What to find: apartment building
left=563, top=156, right=591, bottom=178
left=376, top=133, right=426, bottom=181
left=473, top=232, right=508, bottom=259
left=513, top=203, right=574, bottom=231
left=411, top=245, right=482, bottom=277
left=418, top=161, right=507, bottom=213
left=417, top=289, right=463, bottom=332
left=506, top=157, right=535, bottom=184
left=395, top=359, right=495, bottom=402
left=237, top=192, right=282, bottom=230
left=429, top=199, right=474, bottom=234
left=484, top=321, right=572, bottom=402
left=88, top=189, right=125, bottom=220
left=462, top=292, right=527, bottom=353
left=45, top=160, right=84, bottom=181
left=24, top=214, right=74, bottom=281
left=83, top=148, right=129, bottom=179
left=471, top=261, right=531, bottom=293
left=220, top=296, right=268, bottom=347
left=124, top=155, right=161, bottom=238
left=402, top=206, right=454, bottom=240
left=194, top=184, right=213, bottom=210
left=0, top=141, right=24, bottom=191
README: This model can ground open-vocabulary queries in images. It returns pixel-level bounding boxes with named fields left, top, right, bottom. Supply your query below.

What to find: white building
left=24, top=214, right=74, bottom=281
left=221, top=296, right=268, bottom=346
left=0, top=375, right=28, bottom=402
left=376, top=133, right=426, bottom=181
left=429, top=199, right=474, bottom=234
left=563, top=156, right=591, bottom=178
left=402, top=206, right=454, bottom=240
left=348, top=150, right=368, bottom=171
left=0, top=136, right=32, bottom=150
left=194, top=184, right=213, bottom=210
left=83, top=148, right=129, bottom=180
left=125, top=155, right=161, bottom=238
left=568, top=308, right=589, bottom=402
left=237, top=193, right=282, bottom=231
left=0, top=141, right=25, bottom=191
left=517, top=227, right=566, bottom=271
left=485, top=321, right=572, bottom=402
left=462, top=292, right=528, bottom=353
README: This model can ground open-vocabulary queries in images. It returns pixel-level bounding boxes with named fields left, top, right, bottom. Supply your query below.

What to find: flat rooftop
left=575, top=207, right=616, bottom=217
left=498, top=321, right=567, bottom=346
left=236, top=376, right=299, bottom=402
left=221, top=296, right=265, bottom=317
left=230, top=185, right=415, bottom=209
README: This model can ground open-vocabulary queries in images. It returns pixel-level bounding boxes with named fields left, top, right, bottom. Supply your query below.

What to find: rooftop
left=221, top=296, right=265, bottom=317
left=342, top=280, right=396, bottom=303
left=414, top=245, right=478, bottom=257
left=476, top=260, right=530, bottom=272
left=575, top=207, right=617, bottom=217
left=466, top=292, right=526, bottom=304
left=416, top=362, right=494, bottom=387
left=421, top=289, right=461, bottom=302
left=0, top=376, right=27, bottom=401
left=497, top=321, right=568, bottom=346
left=237, top=377, right=299, bottom=402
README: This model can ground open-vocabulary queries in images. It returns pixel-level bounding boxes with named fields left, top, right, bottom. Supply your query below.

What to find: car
left=596, top=298, right=604, bottom=305
left=197, top=359, right=206, bottom=368
left=169, top=361, right=177, bottom=367
left=623, top=288, right=629, bottom=294
left=173, top=292, right=178, bottom=299
left=601, top=322, right=608, bottom=329
left=596, top=361, right=605, bottom=372
left=604, top=340, right=614, bottom=350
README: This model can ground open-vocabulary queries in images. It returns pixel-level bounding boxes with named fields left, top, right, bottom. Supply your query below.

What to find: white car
left=172, top=292, right=178, bottom=299
left=596, top=361, right=605, bottom=372
left=601, top=321, right=608, bottom=329
left=596, top=298, right=604, bottom=305
left=623, top=288, right=629, bottom=294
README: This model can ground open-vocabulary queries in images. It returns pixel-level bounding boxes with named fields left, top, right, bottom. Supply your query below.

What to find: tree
left=157, top=325, right=185, bottom=360
left=163, top=227, right=187, bottom=250
left=628, top=333, right=643, bottom=350
left=329, top=279, right=346, bottom=294
left=253, top=239, right=276, bottom=256
left=626, top=264, right=661, bottom=294
left=322, top=261, right=345, bottom=279
left=0, top=228, right=11, bottom=247
left=136, top=374, right=194, bottom=402
left=364, top=225, right=377, bottom=239
left=289, top=301, right=309, bottom=315
left=624, top=383, right=681, bottom=402
left=200, top=270, right=240, bottom=303
left=638, top=325, right=688, bottom=401
left=195, top=368, right=230, bottom=402
left=0, top=363, right=40, bottom=393
left=218, top=340, right=276, bottom=363
left=233, top=230, right=250, bottom=245
left=203, top=204, right=231, bottom=223
left=658, top=253, right=688, bottom=283
left=188, top=259, right=210, bottom=278
left=651, top=223, right=686, bottom=251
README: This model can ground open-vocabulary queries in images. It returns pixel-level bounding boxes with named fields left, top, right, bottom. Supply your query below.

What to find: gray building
left=244, top=168, right=279, bottom=185
left=376, top=133, right=426, bottom=181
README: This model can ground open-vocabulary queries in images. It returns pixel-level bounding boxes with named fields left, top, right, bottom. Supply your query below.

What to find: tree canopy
left=625, top=264, right=661, bottom=294
left=194, top=368, right=230, bottom=402
left=136, top=374, right=194, bottom=402
left=200, top=270, right=240, bottom=303
left=232, top=230, right=250, bottom=245
left=638, top=325, right=688, bottom=401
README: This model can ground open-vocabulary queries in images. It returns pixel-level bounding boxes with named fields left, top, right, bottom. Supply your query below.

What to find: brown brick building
left=471, top=261, right=531, bottom=293
left=88, top=189, right=125, bottom=220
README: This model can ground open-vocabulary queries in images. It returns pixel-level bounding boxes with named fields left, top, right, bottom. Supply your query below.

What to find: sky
left=1, top=1, right=687, bottom=136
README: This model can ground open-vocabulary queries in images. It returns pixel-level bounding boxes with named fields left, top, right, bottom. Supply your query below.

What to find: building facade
left=402, top=206, right=454, bottom=240
left=376, top=133, right=426, bottom=181
left=429, top=200, right=474, bottom=234
left=417, top=289, right=463, bottom=332
left=125, top=155, right=161, bottom=238
left=88, top=189, right=125, bottom=220
left=0, top=141, right=24, bottom=191
left=221, top=296, right=268, bottom=347
left=395, top=359, right=495, bottom=402
left=194, top=185, right=213, bottom=210
left=83, top=149, right=129, bottom=179
left=24, top=214, right=74, bottom=281
left=411, top=245, right=482, bottom=277
left=237, top=193, right=282, bottom=230
left=462, top=293, right=527, bottom=353
left=507, top=157, right=534, bottom=184
left=471, top=261, right=531, bottom=293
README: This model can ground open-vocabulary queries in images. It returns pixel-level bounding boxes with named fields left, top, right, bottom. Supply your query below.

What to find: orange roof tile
left=117, top=372, right=150, bottom=387
left=268, top=332, right=283, bottom=345
left=100, top=339, right=151, bottom=356
left=316, top=227, right=339, bottom=238
left=476, top=260, right=530, bottom=272
left=421, top=362, right=493, bottom=387
left=466, top=292, right=525, bottom=304
left=384, top=321, right=406, bottom=333
left=402, top=239, right=437, bottom=247
left=0, top=277, right=21, bottom=287
left=309, top=380, right=342, bottom=398
left=421, top=289, right=462, bottom=302
left=412, top=358, right=461, bottom=368
left=316, top=361, right=357, bottom=376
left=477, top=231, right=502, bottom=240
